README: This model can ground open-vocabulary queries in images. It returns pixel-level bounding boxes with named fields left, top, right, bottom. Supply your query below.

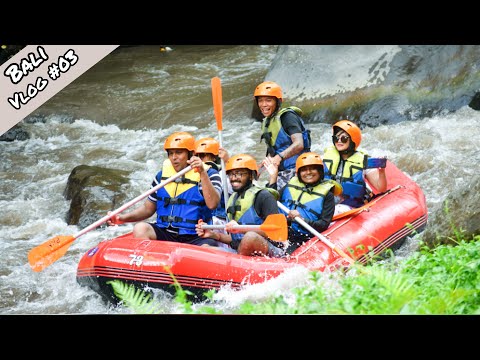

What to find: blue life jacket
left=281, top=176, right=339, bottom=234
left=323, top=146, right=370, bottom=208
left=260, top=106, right=311, bottom=171
left=154, top=159, right=215, bottom=235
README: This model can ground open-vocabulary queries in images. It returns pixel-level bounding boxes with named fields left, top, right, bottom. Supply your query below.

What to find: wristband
left=278, top=153, right=284, bottom=160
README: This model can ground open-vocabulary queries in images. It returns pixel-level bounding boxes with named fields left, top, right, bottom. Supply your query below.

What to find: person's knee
left=238, top=233, right=268, bottom=256
left=237, top=234, right=254, bottom=255
left=133, top=222, right=155, bottom=239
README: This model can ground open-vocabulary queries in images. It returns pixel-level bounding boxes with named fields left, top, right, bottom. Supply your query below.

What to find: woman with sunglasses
left=323, top=120, right=387, bottom=214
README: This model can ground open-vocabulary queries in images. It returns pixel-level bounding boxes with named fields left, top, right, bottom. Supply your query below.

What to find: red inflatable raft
left=76, top=160, right=427, bottom=304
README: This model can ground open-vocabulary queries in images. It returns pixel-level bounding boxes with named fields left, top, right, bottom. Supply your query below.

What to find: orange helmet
left=164, top=131, right=195, bottom=151
left=194, top=137, right=219, bottom=155
left=296, top=152, right=323, bottom=173
left=254, top=81, right=282, bottom=101
left=225, top=153, right=258, bottom=179
left=333, top=120, right=362, bottom=150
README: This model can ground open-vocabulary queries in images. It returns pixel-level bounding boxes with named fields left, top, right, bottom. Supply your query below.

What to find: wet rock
left=0, top=125, right=30, bottom=142
left=64, top=165, right=130, bottom=229
left=23, top=114, right=47, bottom=124
left=422, top=175, right=480, bottom=248
left=469, top=92, right=480, bottom=110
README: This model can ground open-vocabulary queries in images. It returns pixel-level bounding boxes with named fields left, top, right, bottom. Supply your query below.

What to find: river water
left=1, top=45, right=479, bottom=314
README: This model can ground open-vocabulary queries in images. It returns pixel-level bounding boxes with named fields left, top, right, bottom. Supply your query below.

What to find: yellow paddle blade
left=261, top=214, right=288, bottom=242
left=28, top=235, right=76, bottom=272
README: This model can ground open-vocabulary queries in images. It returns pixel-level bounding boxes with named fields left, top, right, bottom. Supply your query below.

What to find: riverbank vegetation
left=108, top=226, right=480, bottom=315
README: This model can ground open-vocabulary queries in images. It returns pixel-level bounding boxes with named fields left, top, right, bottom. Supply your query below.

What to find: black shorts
left=149, top=223, right=218, bottom=247
left=266, top=240, right=286, bottom=258
left=284, top=229, right=311, bottom=255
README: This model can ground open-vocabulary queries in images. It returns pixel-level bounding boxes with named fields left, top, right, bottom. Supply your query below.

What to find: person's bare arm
left=218, top=147, right=230, bottom=163
left=263, top=133, right=304, bottom=168
left=189, top=155, right=220, bottom=210
left=108, top=199, right=157, bottom=225
left=281, top=132, right=304, bottom=159
left=200, top=170, right=221, bottom=209
left=366, top=168, right=387, bottom=193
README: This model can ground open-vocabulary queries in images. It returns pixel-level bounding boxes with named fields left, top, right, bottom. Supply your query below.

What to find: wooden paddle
left=211, top=76, right=229, bottom=209
left=277, top=201, right=354, bottom=264
left=28, top=165, right=193, bottom=272
left=201, top=213, right=288, bottom=242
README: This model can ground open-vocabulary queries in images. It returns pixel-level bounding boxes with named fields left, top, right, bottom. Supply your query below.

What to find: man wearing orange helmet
left=266, top=152, right=341, bottom=255
left=107, top=131, right=222, bottom=247
left=194, top=137, right=233, bottom=250
left=323, top=120, right=387, bottom=213
left=254, top=81, right=312, bottom=190
left=195, top=153, right=285, bottom=257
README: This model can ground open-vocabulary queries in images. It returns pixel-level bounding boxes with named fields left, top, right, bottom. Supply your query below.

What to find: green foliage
left=400, top=236, right=480, bottom=314
left=334, top=264, right=417, bottom=314
left=107, top=280, right=161, bottom=314
left=108, top=226, right=480, bottom=315
left=443, top=200, right=467, bottom=244
left=164, top=266, right=194, bottom=313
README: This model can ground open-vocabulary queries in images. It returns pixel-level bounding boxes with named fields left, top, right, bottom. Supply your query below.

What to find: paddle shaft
left=277, top=201, right=354, bottom=264
left=218, top=130, right=230, bottom=210
left=211, top=77, right=230, bottom=210
left=202, top=224, right=263, bottom=232
left=74, top=165, right=192, bottom=239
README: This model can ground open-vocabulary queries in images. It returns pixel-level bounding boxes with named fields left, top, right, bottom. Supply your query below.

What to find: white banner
left=0, top=45, right=119, bottom=135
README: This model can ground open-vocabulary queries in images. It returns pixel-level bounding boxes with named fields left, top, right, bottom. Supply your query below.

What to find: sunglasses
left=333, top=134, right=350, bottom=144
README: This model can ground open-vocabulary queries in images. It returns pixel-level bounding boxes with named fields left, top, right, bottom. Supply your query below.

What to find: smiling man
left=196, top=153, right=286, bottom=257
left=108, top=131, right=222, bottom=247
left=255, top=81, right=312, bottom=190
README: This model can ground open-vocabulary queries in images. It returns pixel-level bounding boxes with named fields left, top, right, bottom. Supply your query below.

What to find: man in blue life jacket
left=195, top=153, right=286, bottom=257
left=107, top=131, right=222, bottom=246
left=255, top=81, right=312, bottom=190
